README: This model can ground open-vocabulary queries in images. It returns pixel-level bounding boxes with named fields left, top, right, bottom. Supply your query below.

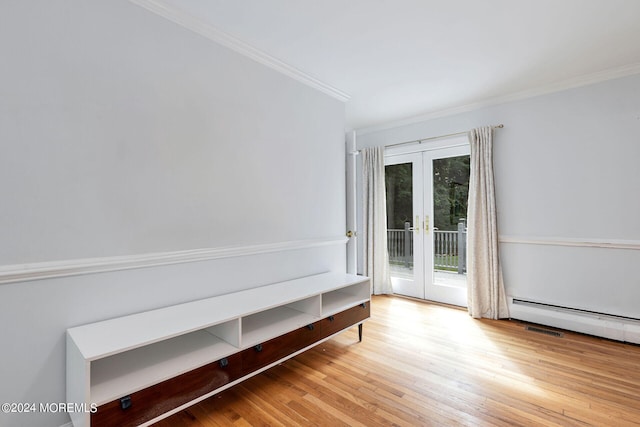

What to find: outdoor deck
left=390, top=264, right=467, bottom=288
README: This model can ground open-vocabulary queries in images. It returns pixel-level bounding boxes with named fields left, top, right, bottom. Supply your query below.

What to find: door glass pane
left=385, top=163, right=413, bottom=281
left=432, top=155, right=469, bottom=288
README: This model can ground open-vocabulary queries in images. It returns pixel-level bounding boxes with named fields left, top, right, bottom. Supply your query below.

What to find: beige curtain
left=361, top=147, right=393, bottom=295
left=467, top=127, right=509, bottom=319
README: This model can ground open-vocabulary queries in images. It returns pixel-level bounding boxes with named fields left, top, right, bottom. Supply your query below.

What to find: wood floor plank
left=154, top=295, right=640, bottom=426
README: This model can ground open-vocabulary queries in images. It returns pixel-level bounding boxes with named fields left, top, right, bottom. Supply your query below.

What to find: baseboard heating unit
left=508, top=297, right=640, bottom=344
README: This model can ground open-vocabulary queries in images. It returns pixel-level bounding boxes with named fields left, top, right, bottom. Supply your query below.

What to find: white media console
left=66, top=272, right=371, bottom=427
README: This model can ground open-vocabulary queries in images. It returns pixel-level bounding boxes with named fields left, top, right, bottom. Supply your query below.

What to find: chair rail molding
left=0, top=236, right=348, bottom=285
left=499, top=235, right=640, bottom=251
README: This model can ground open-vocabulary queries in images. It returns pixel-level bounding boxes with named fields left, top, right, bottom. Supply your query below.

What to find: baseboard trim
left=508, top=297, right=640, bottom=344
left=0, top=236, right=347, bottom=286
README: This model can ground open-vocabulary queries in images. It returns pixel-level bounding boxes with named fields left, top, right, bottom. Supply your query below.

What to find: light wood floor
left=154, top=295, right=640, bottom=426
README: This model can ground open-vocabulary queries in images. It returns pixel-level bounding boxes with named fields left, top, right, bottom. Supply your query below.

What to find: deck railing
left=387, top=219, right=467, bottom=273
left=387, top=224, right=414, bottom=268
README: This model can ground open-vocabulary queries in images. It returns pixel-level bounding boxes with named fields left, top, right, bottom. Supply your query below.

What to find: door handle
left=424, top=216, right=429, bottom=234
left=415, top=215, right=420, bottom=233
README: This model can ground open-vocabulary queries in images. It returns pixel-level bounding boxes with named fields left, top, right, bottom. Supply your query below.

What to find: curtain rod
left=352, top=124, right=504, bottom=154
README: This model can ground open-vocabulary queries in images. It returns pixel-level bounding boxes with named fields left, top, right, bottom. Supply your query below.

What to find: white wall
left=0, top=1, right=346, bottom=426
left=0, top=1, right=345, bottom=265
left=356, top=73, right=640, bottom=321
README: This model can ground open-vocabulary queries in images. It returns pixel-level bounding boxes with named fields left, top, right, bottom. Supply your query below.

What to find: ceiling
left=138, top=0, right=640, bottom=131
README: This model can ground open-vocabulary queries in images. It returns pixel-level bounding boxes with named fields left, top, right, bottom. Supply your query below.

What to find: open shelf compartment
left=90, top=319, right=239, bottom=405
left=240, top=296, right=321, bottom=348
left=321, top=281, right=370, bottom=316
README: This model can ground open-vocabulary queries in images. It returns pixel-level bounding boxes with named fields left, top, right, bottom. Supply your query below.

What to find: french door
left=385, top=138, right=470, bottom=306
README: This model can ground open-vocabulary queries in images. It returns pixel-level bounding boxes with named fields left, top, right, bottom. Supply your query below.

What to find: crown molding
left=355, top=62, right=640, bottom=136
left=127, top=0, right=350, bottom=102
left=0, top=236, right=348, bottom=285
